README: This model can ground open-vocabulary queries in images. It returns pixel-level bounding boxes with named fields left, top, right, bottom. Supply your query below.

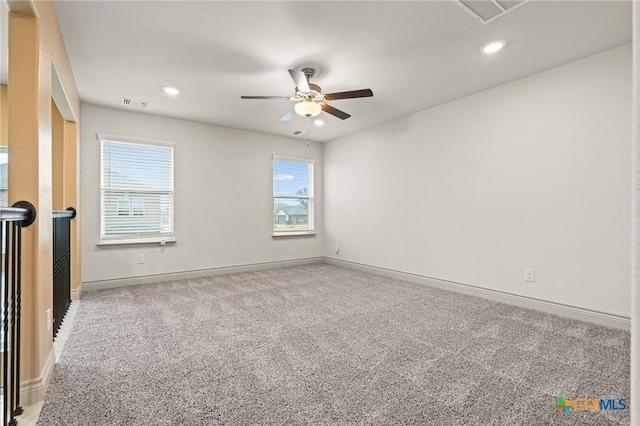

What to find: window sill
left=97, top=238, right=176, bottom=247
left=272, top=231, right=316, bottom=238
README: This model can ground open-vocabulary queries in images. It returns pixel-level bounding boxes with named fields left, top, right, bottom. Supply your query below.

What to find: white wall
left=324, top=45, right=632, bottom=318
left=631, top=2, right=639, bottom=421
left=81, top=103, right=323, bottom=283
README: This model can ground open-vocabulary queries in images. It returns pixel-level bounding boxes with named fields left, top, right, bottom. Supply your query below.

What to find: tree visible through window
left=273, top=156, right=314, bottom=233
left=100, top=136, right=174, bottom=241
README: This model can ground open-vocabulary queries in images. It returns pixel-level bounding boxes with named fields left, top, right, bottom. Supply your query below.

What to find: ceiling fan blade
left=324, top=89, right=373, bottom=101
left=241, top=95, right=291, bottom=100
left=279, top=108, right=296, bottom=121
left=321, top=103, right=351, bottom=120
left=288, top=69, right=311, bottom=93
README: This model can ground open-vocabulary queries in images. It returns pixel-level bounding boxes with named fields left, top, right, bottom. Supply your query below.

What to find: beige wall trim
left=324, top=258, right=631, bottom=331
left=82, top=257, right=324, bottom=292
left=19, top=346, right=55, bottom=406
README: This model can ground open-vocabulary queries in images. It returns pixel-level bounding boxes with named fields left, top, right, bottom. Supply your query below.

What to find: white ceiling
left=53, top=1, right=632, bottom=143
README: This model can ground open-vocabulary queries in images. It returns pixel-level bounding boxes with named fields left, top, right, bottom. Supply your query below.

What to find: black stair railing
left=52, top=208, right=76, bottom=340
left=0, top=201, right=36, bottom=426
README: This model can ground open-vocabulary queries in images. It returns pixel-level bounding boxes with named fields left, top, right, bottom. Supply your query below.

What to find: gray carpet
left=37, top=264, right=630, bottom=425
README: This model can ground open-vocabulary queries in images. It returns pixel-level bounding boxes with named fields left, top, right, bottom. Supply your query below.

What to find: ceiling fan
left=241, top=68, right=373, bottom=121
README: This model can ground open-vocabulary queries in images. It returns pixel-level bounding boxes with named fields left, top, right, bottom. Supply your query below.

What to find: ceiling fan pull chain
left=306, top=117, right=310, bottom=146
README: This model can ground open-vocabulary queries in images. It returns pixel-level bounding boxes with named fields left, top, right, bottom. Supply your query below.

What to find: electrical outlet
left=524, top=268, right=535, bottom=282
left=46, top=308, right=51, bottom=332
left=137, top=254, right=145, bottom=264
left=335, top=243, right=340, bottom=254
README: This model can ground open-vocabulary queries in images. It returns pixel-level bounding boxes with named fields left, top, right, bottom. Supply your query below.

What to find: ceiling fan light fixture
left=295, top=101, right=322, bottom=117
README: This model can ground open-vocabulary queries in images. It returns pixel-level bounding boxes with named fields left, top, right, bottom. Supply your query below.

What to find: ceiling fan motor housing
left=308, top=83, right=321, bottom=94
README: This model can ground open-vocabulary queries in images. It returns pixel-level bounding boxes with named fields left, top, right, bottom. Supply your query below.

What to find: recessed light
left=313, top=119, right=324, bottom=127
left=482, top=40, right=506, bottom=54
left=162, top=86, right=180, bottom=96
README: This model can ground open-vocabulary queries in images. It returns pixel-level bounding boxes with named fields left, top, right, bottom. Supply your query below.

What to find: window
left=0, top=146, right=7, bottom=208
left=273, top=156, right=314, bottom=235
left=116, top=197, right=145, bottom=217
left=100, top=135, right=174, bottom=243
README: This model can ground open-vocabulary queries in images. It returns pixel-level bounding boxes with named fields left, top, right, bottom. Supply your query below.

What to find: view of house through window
left=273, top=156, right=314, bottom=233
left=100, top=137, right=174, bottom=241
left=0, top=146, right=7, bottom=208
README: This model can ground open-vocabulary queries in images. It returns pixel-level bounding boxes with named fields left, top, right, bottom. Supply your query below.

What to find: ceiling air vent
left=120, top=97, right=149, bottom=109
left=454, top=0, right=529, bottom=25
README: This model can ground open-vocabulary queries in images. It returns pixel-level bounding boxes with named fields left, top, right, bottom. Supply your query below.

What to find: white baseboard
left=19, top=346, right=55, bottom=406
left=71, top=284, right=82, bottom=302
left=82, top=257, right=325, bottom=292
left=80, top=255, right=629, bottom=330
left=324, top=258, right=631, bottom=331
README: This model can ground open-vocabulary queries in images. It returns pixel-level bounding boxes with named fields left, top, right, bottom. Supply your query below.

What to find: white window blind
left=0, top=146, right=7, bottom=209
left=100, top=137, right=174, bottom=242
left=273, top=156, right=314, bottom=234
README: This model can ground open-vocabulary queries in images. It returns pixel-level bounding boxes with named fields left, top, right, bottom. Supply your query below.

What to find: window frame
left=98, top=133, right=175, bottom=246
left=272, top=155, right=315, bottom=237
